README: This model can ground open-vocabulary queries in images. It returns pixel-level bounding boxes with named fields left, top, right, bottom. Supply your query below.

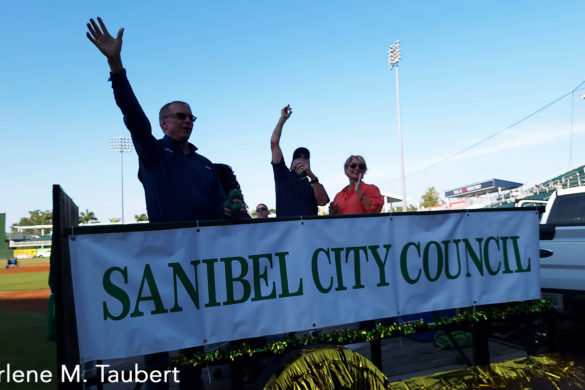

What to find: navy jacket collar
left=162, top=135, right=198, bottom=154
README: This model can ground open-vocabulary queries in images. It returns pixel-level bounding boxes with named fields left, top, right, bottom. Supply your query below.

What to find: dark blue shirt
left=110, top=70, right=226, bottom=223
left=272, top=158, right=317, bottom=217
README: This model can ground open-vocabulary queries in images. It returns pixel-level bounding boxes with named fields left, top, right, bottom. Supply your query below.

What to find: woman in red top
left=329, top=155, right=384, bottom=215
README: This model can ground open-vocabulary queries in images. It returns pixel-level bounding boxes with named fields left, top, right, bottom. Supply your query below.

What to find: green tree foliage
left=134, top=213, right=148, bottom=222
left=393, top=205, right=418, bottom=212
left=11, top=210, right=52, bottom=231
left=421, top=187, right=440, bottom=208
left=79, top=209, right=99, bottom=224
left=109, top=218, right=121, bottom=223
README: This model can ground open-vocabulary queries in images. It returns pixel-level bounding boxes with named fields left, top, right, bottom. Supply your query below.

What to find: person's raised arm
left=86, top=17, right=155, bottom=157
left=313, top=180, right=329, bottom=206
left=271, top=105, right=292, bottom=164
left=305, top=164, right=330, bottom=206
left=86, top=17, right=124, bottom=73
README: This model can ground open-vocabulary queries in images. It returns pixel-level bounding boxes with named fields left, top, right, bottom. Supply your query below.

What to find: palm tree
left=79, top=209, right=98, bottom=224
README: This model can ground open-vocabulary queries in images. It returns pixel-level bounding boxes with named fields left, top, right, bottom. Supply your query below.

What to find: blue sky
left=2, top=1, right=585, bottom=227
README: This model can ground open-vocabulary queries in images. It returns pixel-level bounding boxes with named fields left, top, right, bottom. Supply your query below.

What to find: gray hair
left=159, top=101, right=190, bottom=120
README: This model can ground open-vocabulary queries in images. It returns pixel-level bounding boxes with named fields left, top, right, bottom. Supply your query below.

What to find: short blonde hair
left=344, top=155, right=367, bottom=173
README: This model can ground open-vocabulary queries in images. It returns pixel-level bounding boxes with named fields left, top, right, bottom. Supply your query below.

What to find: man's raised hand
left=86, top=17, right=124, bottom=72
left=280, top=105, right=292, bottom=121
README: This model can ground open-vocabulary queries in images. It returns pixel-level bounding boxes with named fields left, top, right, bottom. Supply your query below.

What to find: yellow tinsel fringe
left=390, top=353, right=585, bottom=389
left=263, top=346, right=391, bottom=390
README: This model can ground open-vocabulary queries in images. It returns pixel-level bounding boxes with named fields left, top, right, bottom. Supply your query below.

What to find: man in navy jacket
left=87, top=16, right=224, bottom=389
left=87, top=17, right=226, bottom=224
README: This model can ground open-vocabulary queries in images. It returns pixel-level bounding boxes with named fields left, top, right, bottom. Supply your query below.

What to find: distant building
left=432, top=179, right=524, bottom=210
left=8, top=223, right=52, bottom=259
left=445, top=179, right=523, bottom=199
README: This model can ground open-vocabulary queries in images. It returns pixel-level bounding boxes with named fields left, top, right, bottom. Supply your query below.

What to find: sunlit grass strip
left=17, top=258, right=51, bottom=267
left=0, top=271, right=49, bottom=291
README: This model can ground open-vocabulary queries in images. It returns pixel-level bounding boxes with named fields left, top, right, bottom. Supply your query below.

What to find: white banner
left=68, top=210, right=540, bottom=362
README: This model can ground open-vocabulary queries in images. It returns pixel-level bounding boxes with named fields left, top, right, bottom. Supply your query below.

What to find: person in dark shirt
left=214, top=163, right=251, bottom=219
left=87, top=17, right=223, bottom=389
left=86, top=17, right=226, bottom=224
left=270, top=105, right=329, bottom=217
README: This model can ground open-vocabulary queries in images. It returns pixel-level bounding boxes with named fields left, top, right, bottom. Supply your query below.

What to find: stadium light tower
left=110, top=137, right=133, bottom=223
left=388, top=40, right=407, bottom=211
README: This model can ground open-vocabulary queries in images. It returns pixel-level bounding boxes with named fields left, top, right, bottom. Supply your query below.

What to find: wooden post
left=51, top=185, right=81, bottom=389
left=230, top=361, right=245, bottom=390
left=472, top=320, right=490, bottom=366
left=369, top=339, right=383, bottom=370
left=361, top=320, right=382, bottom=370
left=544, top=310, right=557, bottom=353
left=525, top=315, right=538, bottom=356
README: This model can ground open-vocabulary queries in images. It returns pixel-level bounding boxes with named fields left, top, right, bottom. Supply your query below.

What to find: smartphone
left=295, top=162, right=307, bottom=177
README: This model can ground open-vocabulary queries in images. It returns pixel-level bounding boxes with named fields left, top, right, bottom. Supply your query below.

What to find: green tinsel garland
left=172, top=299, right=555, bottom=368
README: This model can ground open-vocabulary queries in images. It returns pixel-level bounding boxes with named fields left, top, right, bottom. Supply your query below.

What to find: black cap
left=292, top=147, right=310, bottom=160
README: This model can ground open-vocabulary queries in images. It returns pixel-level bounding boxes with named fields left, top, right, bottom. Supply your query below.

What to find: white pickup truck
left=539, top=186, right=585, bottom=316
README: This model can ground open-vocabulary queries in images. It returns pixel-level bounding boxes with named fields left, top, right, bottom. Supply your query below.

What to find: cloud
left=403, top=122, right=585, bottom=175
left=372, top=121, right=585, bottom=194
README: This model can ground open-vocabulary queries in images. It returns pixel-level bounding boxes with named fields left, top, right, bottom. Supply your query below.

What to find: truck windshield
left=548, top=193, right=585, bottom=224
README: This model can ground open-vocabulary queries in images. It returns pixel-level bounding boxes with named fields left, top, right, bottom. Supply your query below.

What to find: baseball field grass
left=0, top=271, right=49, bottom=291
left=0, top=262, right=56, bottom=389
left=0, top=307, right=57, bottom=389
left=17, top=258, right=50, bottom=265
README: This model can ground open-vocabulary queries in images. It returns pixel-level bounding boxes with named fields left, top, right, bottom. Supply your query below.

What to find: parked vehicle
left=539, top=186, right=585, bottom=318
left=36, top=248, right=51, bottom=258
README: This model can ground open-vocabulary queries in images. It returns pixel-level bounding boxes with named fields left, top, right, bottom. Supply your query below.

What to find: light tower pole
left=388, top=40, right=407, bottom=211
left=110, top=137, right=133, bottom=223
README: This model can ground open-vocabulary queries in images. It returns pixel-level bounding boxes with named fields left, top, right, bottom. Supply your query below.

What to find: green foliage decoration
left=172, top=300, right=554, bottom=368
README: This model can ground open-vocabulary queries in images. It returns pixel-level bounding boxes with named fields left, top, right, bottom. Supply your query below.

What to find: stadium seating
left=482, top=164, right=585, bottom=209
